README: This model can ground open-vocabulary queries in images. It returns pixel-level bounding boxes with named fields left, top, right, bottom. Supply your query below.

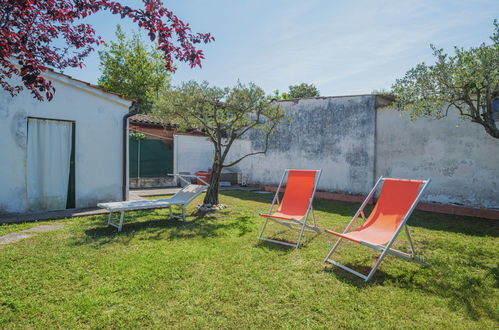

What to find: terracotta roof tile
left=129, top=114, right=164, bottom=126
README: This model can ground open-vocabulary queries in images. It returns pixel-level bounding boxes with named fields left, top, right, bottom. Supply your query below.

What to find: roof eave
left=42, top=70, right=134, bottom=108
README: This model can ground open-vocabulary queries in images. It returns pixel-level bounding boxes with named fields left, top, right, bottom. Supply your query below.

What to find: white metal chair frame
left=101, top=174, right=209, bottom=232
left=258, top=169, right=322, bottom=248
left=324, top=176, right=431, bottom=282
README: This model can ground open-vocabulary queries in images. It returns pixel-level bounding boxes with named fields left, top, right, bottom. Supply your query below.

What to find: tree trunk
left=481, top=118, right=499, bottom=139
left=203, top=157, right=223, bottom=206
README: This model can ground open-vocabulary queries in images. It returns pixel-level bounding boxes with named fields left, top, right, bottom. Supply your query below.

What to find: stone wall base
left=130, top=177, right=176, bottom=189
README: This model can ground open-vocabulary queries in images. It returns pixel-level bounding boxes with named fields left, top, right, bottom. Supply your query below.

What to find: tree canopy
left=392, top=20, right=499, bottom=139
left=98, top=25, right=169, bottom=112
left=153, top=81, right=286, bottom=206
left=288, top=83, right=320, bottom=98
left=0, top=0, right=213, bottom=101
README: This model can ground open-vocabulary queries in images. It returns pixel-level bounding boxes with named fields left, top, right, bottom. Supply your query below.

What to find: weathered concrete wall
left=0, top=72, right=131, bottom=213
left=376, top=108, right=499, bottom=209
left=237, top=96, right=377, bottom=194
left=170, top=96, right=498, bottom=210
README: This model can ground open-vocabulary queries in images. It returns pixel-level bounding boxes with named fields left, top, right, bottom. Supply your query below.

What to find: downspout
left=123, top=104, right=139, bottom=201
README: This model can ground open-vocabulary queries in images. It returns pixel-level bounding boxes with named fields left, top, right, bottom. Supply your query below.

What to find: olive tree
left=153, top=81, right=286, bottom=206
left=392, top=20, right=499, bottom=139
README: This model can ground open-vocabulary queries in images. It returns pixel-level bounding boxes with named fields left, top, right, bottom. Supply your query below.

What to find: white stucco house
left=0, top=70, right=133, bottom=214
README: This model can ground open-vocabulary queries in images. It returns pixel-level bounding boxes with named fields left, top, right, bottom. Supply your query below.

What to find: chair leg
left=181, top=207, right=185, bottom=221
left=296, top=221, right=307, bottom=248
left=326, top=227, right=426, bottom=281
left=365, top=245, right=393, bottom=281
left=118, top=211, right=125, bottom=232
left=324, top=237, right=343, bottom=262
left=404, top=225, right=416, bottom=257
left=311, top=207, right=317, bottom=227
left=258, top=218, right=269, bottom=239
left=107, top=212, right=113, bottom=226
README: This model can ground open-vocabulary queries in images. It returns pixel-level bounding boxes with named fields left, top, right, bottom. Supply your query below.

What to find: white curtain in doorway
left=27, top=118, right=72, bottom=211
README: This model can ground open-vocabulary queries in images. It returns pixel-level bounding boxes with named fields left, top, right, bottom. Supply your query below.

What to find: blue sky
left=63, top=0, right=499, bottom=96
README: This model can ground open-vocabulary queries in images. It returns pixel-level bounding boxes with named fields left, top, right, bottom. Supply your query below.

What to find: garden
left=1, top=191, right=497, bottom=328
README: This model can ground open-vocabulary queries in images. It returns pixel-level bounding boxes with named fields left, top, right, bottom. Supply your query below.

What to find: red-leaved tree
left=0, top=0, right=214, bottom=101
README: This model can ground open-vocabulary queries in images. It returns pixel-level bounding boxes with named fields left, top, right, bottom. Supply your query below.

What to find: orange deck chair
left=324, top=177, right=431, bottom=281
left=258, top=169, right=322, bottom=248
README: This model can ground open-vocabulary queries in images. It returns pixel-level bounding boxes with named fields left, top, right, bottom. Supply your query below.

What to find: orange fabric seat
left=258, top=169, right=321, bottom=248
left=326, top=179, right=423, bottom=245
left=260, top=213, right=299, bottom=221
left=260, top=170, right=317, bottom=221
left=324, top=177, right=430, bottom=282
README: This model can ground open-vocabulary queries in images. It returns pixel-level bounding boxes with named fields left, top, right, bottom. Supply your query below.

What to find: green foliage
left=153, top=81, right=286, bottom=205
left=153, top=81, right=285, bottom=155
left=129, top=132, right=146, bottom=140
left=0, top=192, right=497, bottom=328
left=288, top=83, right=320, bottom=98
left=271, top=89, right=289, bottom=100
left=392, top=20, right=499, bottom=139
left=98, top=25, right=170, bottom=113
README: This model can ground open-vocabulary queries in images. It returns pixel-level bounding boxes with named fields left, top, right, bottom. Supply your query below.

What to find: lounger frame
left=324, top=176, right=431, bottom=281
left=258, top=169, right=322, bottom=248
left=102, top=174, right=209, bottom=232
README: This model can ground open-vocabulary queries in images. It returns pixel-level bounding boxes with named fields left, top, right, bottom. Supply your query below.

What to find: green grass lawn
left=0, top=191, right=498, bottom=328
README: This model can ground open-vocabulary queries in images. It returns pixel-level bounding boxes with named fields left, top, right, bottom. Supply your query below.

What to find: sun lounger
left=258, top=169, right=322, bottom=248
left=324, top=177, right=430, bottom=281
left=98, top=174, right=208, bottom=232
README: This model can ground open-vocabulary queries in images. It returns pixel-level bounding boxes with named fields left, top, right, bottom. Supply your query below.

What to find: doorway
left=26, top=118, right=75, bottom=211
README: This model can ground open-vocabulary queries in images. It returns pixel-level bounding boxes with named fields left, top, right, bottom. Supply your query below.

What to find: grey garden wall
left=231, top=96, right=377, bottom=194
left=376, top=108, right=499, bottom=209
left=174, top=95, right=498, bottom=210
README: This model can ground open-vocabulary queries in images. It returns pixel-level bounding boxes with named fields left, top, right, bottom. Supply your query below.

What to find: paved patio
left=0, top=224, right=65, bottom=246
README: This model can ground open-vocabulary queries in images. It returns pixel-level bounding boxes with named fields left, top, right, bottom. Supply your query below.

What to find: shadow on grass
left=72, top=209, right=253, bottom=247
left=221, top=190, right=499, bottom=237
left=255, top=223, right=322, bottom=250
left=254, top=232, right=321, bottom=252
left=408, top=210, right=499, bottom=237
left=220, top=190, right=358, bottom=218
left=390, top=259, right=496, bottom=321
left=324, top=253, right=498, bottom=321
left=254, top=240, right=295, bottom=252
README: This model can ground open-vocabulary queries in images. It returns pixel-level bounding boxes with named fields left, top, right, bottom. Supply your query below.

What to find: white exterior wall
left=376, top=109, right=499, bottom=209
left=174, top=135, right=214, bottom=175
left=0, top=72, right=131, bottom=214
left=173, top=134, right=251, bottom=176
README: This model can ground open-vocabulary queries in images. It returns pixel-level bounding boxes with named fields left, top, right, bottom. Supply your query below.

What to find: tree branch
left=222, top=121, right=277, bottom=168
left=171, top=103, right=218, bottom=144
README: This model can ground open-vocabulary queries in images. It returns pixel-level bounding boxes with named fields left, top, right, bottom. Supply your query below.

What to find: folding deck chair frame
left=98, top=174, right=209, bottom=232
left=258, top=169, right=322, bottom=248
left=324, top=176, right=431, bottom=282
